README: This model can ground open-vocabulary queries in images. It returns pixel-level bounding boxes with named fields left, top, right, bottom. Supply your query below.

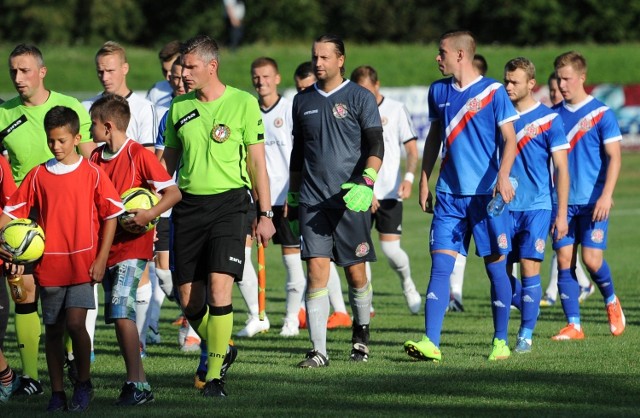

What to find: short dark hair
left=9, top=44, right=45, bottom=67
left=251, top=57, right=279, bottom=73
left=440, top=30, right=477, bottom=57
left=314, top=34, right=346, bottom=75
left=473, top=54, right=488, bottom=76
left=159, top=40, right=181, bottom=62
left=181, top=35, right=219, bottom=64
left=350, top=65, right=378, bottom=84
left=294, top=61, right=314, bottom=80
left=89, top=93, right=131, bottom=132
left=44, top=106, right=80, bottom=136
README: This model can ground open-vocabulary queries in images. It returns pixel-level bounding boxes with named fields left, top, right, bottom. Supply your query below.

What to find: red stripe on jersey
left=568, top=111, right=605, bottom=152
left=515, top=119, right=553, bottom=156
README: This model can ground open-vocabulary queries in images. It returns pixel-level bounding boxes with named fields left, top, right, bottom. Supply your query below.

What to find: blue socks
left=510, top=274, right=522, bottom=310
left=425, top=253, right=457, bottom=347
left=519, top=275, right=541, bottom=337
left=588, top=260, right=616, bottom=304
left=485, top=258, right=511, bottom=342
left=557, top=268, right=580, bottom=324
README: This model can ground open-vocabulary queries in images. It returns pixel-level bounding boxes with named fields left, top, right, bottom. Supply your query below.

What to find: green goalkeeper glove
left=341, top=168, right=377, bottom=212
left=286, top=191, right=300, bottom=237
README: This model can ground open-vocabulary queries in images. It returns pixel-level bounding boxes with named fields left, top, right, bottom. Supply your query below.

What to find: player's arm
left=593, top=140, right=621, bottom=222
left=398, top=138, right=418, bottom=199
left=551, top=149, right=569, bottom=241
left=160, top=146, right=181, bottom=178
left=247, top=142, right=275, bottom=247
left=496, top=121, right=517, bottom=203
left=129, top=184, right=181, bottom=230
left=89, top=217, right=117, bottom=284
left=419, top=120, right=441, bottom=213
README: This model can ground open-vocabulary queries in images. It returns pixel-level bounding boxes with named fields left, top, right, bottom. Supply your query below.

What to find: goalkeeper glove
left=287, top=191, right=300, bottom=237
left=341, top=168, right=377, bottom=212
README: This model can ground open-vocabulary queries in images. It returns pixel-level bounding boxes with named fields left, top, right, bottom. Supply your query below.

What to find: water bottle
left=8, top=274, right=28, bottom=303
left=487, top=177, right=518, bottom=217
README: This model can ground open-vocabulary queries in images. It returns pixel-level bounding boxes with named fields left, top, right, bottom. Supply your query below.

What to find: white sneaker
left=236, top=316, right=270, bottom=337
left=178, top=320, right=189, bottom=346
left=279, top=319, right=300, bottom=337
left=404, top=287, right=422, bottom=315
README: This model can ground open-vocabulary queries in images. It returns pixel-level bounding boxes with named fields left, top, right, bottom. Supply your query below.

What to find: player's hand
left=495, top=175, right=515, bottom=203
left=371, top=195, right=380, bottom=214
left=286, top=192, right=300, bottom=237
left=255, top=216, right=275, bottom=248
left=418, top=178, right=433, bottom=213
left=127, top=208, right=154, bottom=229
left=341, top=168, right=376, bottom=212
left=4, top=262, right=24, bottom=276
left=89, top=256, right=107, bottom=284
left=592, top=194, right=613, bottom=222
left=397, top=180, right=413, bottom=200
left=0, top=244, right=14, bottom=263
left=551, top=215, right=569, bottom=241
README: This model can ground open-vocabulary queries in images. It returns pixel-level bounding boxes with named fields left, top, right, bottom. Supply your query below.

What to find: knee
left=581, top=251, right=603, bottom=273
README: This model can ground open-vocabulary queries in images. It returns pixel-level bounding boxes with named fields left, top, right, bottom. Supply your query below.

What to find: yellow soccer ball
left=118, top=187, right=160, bottom=234
left=0, top=218, right=46, bottom=264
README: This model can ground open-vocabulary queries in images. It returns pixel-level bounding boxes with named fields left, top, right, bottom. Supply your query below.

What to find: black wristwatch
left=259, top=210, right=274, bottom=219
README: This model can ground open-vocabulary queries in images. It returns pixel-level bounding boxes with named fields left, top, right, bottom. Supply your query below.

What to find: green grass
left=2, top=42, right=640, bottom=100
left=2, top=151, right=640, bottom=417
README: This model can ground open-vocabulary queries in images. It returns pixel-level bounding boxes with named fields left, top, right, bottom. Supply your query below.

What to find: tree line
left=1, top=0, right=638, bottom=48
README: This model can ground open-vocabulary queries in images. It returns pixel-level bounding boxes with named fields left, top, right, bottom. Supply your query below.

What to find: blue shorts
left=552, top=204, right=608, bottom=251
left=508, top=210, right=551, bottom=263
left=103, top=259, right=147, bottom=323
left=430, top=192, right=511, bottom=257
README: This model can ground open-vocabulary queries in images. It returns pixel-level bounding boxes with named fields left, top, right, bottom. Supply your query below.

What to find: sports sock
left=327, top=263, right=347, bottom=313
left=237, top=246, right=259, bottom=318
left=135, top=282, right=152, bottom=348
left=84, top=285, right=98, bottom=352
left=557, top=268, right=580, bottom=324
left=588, top=260, right=616, bottom=303
left=205, top=305, right=233, bottom=382
left=449, top=254, right=467, bottom=303
left=0, top=365, right=14, bottom=386
left=147, top=263, right=166, bottom=336
left=15, top=303, right=41, bottom=379
left=485, top=258, right=512, bottom=342
left=365, top=261, right=372, bottom=282
left=380, top=240, right=415, bottom=291
left=185, top=305, right=209, bottom=340
left=546, top=253, right=559, bottom=300
left=198, top=341, right=208, bottom=372
left=348, top=281, right=372, bottom=327
left=425, top=252, right=456, bottom=346
left=510, top=274, right=522, bottom=310
left=155, top=267, right=174, bottom=300
left=520, top=275, right=542, bottom=332
left=283, top=253, right=306, bottom=324
left=306, top=288, right=330, bottom=357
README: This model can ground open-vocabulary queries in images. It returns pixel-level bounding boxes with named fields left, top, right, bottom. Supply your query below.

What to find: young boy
left=89, top=93, right=181, bottom=406
left=0, top=106, right=123, bottom=411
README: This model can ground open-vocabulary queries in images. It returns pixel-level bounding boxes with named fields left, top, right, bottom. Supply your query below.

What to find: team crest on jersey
left=535, top=238, right=546, bottom=254
left=332, top=103, right=349, bottom=119
left=591, top=228, right=604, bottom=243
left=381, top=116, right=389, bottom=126
left=274, top=117, right=284, bottom=128
left=355, top=242, right=370, bottom=257
left=211, top=124, right=231, bottom=143
left=466, top=97, right=482, bottom=113
left=526, top=123, right=540, bottom=138
left=579, top=117, right=592, bottom=132
left=497, top=233, right=508, bottom=249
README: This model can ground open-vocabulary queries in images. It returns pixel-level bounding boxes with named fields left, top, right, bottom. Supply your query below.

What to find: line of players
left=0, top=29, right=627, bottom=405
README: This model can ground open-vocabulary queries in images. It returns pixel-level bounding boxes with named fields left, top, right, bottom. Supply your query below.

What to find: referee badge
left=274, top=117, right=284, bottom=128
left=355, top=242, right=370, bottom=257
left=465, top=97, right=482, bottom=113
left=525, top=123, right=539, bottom=138
left=332, top=103, right=349, bottom=119
left=211, top=124, right=231, bottom=143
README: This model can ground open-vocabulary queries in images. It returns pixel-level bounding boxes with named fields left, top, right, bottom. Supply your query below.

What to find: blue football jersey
left=428, top=76, right=518, bottom=195
left=510, top=102, right=569, bottom=211
left=553, top=96, right=622, bottom=205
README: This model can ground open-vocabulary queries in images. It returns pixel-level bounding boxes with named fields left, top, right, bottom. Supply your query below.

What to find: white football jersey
left=375, top=96, right=417, bottom=200
left=262, top=96, right=293, bottom=206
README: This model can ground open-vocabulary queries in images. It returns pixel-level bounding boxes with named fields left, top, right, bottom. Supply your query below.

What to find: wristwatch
left=259, top=210, right=274, bottom=218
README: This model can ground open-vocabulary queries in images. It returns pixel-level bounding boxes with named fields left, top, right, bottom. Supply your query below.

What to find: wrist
left=404, top=172, right=415, bottom=184
left=363, top=167, right=377, bottom=183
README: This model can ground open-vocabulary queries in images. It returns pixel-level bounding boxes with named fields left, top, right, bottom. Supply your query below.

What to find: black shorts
left=245, top=200, right=257, bottom=236
left=272, top=205, right=299, bottom=247
left=300, top=205, right=376, bottom=267
left=372, top=199, right=403, bottom=235
left=154, top=217, right=171, bottom=252
left=172, top=189, right=249, bottom=285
